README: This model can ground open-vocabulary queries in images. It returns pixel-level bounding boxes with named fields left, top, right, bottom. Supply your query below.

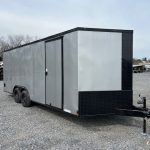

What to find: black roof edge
left=4, top=27, right=133, bottom=52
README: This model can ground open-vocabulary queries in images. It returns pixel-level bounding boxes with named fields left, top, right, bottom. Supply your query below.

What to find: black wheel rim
left=14, top=91, right=18, bottom=101
left=22, top=93, right=26, bottom=105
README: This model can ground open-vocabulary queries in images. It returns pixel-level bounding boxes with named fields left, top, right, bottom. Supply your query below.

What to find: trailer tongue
left=116, top=96, right=150, bottom=134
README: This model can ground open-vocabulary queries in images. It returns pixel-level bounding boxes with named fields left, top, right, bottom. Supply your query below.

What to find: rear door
left=45, top=38, right=63, bottom=109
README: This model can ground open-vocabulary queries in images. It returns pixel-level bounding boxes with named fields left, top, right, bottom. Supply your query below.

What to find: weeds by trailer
left=3, top=27, right=150, bottom=133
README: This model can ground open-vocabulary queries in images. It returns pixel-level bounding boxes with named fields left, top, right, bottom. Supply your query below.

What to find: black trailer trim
left=44, top=41, right=46, bottom=105
left=4, top=27, right=133, bottom=52
left=45, top=36, right=64, bottom=43
left=61, top=37, right=64, bottom=110
left=122, top=32, right=133, bottom=91
left=79, top=90, right=132, bottom=116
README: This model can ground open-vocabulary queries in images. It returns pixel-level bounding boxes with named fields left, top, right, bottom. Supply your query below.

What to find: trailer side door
left=45, top=38, right=63, bottom=109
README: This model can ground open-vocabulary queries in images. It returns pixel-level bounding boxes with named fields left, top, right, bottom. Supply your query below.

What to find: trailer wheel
left=21, top=90, right=32, bottom=107
left=13, top=88, right=21, bottom=103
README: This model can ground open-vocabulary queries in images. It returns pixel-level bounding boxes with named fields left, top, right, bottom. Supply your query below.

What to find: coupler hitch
left=116, top=95, right=150, bottom=134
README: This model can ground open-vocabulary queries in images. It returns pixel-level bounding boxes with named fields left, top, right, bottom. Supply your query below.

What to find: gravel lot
left=0, top=72, right=150, bottom=150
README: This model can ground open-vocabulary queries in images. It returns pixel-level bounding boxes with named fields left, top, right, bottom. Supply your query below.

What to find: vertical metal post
left=143, top=117, right=146, bottom=134
left=143, top=97, right=146, bottom=110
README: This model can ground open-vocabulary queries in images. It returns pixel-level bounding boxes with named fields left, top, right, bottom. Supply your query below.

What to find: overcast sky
left=0, top=0, right=149, bottom=58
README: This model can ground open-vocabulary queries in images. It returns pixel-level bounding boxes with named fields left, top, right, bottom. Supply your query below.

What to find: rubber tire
left=13, top=88, right=21, bottom=103
left=21, top=90, right=32, bottom=107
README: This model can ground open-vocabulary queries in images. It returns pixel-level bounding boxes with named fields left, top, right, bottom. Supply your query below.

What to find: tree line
left=0, top=35, right=38, bottom=61
left=133, top=58, right=150, bottom=65
left=0, top=36, right=149, bottom=63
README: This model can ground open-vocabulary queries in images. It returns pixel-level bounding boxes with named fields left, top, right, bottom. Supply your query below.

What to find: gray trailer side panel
left=4, top=41, right=45, bottom=104
left=3, top=52, right=12, bottom=92
left=63, top=32, right=78, bottom=115
left=78, top=31, right=122, bottom=91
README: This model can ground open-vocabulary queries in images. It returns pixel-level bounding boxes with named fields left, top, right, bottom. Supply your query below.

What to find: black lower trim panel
left=79, top=91, right=132, bottom=116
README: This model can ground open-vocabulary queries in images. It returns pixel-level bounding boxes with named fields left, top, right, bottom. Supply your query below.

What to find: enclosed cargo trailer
left=3, top=27, right=133, bottom=116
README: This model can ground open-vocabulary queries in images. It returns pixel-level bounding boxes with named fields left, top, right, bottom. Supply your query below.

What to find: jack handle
left=137, top=94, right=147, bottom=134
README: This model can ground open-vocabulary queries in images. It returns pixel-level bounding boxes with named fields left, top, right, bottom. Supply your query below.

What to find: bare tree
left=8, top=35, right=24, bottom=48
left=23, top=35, right=39, bottom=44
left=0, top=37, right=9, bottom=61
left=0, top=37, right=9, bottom=52
left=7, top=35, right=39, bottom=48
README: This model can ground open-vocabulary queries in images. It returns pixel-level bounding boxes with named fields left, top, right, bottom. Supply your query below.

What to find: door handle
left=45, top=68, right=48, bottom=76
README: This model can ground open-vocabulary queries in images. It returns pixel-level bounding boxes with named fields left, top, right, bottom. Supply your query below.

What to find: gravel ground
left=0, top=72, right=150, bottom=150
